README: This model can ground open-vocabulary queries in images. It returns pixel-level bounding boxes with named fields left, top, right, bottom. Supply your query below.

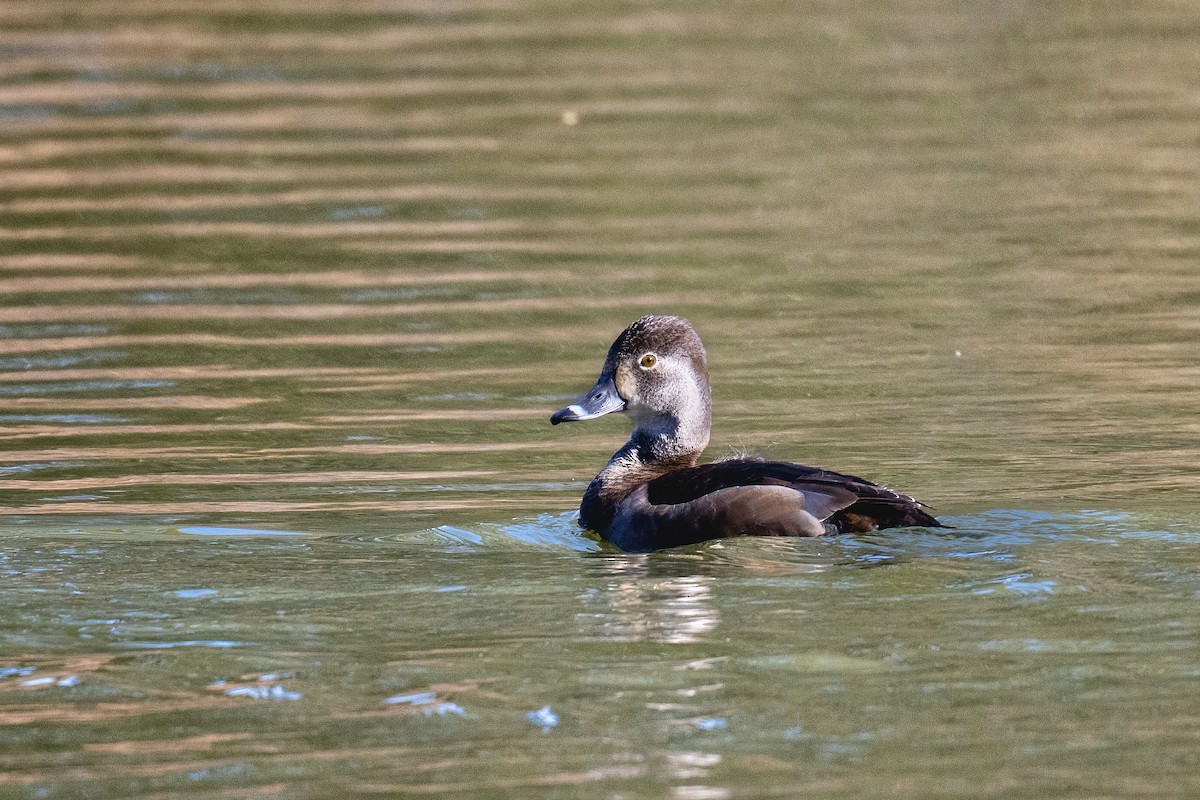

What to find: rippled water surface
left=2, top=1, right=1199, bottom=797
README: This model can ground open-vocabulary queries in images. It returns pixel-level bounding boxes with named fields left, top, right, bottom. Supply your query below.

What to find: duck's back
left=599, top=458, right=943, bottom=551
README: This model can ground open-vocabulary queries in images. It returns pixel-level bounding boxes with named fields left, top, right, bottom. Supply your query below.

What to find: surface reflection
left=581, top=557, right=720, bottom=644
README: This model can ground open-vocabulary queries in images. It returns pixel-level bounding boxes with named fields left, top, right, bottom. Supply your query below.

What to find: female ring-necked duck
left=551, top=315, right=943, bottom=551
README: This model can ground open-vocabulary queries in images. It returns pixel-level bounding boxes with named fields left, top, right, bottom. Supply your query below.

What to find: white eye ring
left=638, top=352, right=658, bottom=369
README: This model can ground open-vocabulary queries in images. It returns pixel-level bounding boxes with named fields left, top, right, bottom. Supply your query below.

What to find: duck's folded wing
left=642, top=459, right=942, bottom=537
left=645, top=459, right=878, bottom=504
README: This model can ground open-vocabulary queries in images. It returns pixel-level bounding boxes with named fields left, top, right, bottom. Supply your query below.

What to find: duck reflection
left=575, top=556, right=738, bottom=799
left=578, top=556, right=719, bottom=644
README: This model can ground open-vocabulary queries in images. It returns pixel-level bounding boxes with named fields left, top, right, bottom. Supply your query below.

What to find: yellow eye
left=639, top=353, right=657, bottom=369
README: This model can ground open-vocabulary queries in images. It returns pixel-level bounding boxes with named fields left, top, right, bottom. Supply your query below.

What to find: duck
left=551, top=314, right=944, bottom=551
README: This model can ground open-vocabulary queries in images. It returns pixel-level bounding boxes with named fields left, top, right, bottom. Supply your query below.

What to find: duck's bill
left=551, top=375, right=626, bottom=424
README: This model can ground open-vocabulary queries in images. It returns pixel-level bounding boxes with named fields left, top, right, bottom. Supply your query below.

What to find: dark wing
left=645, top=459, right=943, bottom=533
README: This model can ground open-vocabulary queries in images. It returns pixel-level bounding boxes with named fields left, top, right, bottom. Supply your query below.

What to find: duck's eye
left=639, top=353, right=658, bottom=369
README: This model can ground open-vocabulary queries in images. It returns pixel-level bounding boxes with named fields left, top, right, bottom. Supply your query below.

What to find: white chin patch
left=567, top=404, right=587, bottom=416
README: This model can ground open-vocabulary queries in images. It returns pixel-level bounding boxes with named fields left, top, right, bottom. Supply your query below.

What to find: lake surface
left=2, top=1, right=1199, bottom=797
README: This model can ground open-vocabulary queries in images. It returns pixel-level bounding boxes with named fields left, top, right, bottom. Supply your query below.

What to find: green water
left=2, top=1, right=1199, bottom=797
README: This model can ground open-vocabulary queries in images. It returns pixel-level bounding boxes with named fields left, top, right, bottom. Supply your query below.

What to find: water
left=2, top=1, right=1199, bottom=797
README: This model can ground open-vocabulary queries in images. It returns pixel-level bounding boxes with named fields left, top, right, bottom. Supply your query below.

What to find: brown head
left=552, top=315, right=712, bottom=462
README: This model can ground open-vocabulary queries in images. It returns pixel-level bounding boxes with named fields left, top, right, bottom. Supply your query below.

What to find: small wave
left=421, top=512, right=600, bottom=552
left=178, top=526, right=306, bottom=537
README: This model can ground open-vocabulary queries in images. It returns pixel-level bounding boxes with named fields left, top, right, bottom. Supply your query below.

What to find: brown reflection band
left=3, top=497, right=575, bottom=515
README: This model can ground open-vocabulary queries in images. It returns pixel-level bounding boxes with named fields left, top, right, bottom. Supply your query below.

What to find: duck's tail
left=834, top=499, right=947, bottom=532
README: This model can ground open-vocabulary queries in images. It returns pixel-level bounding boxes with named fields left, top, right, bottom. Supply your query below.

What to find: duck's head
left=552, top=315, right=712, bottom=458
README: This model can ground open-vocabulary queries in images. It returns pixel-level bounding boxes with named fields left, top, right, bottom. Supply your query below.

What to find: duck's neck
left=626, top=409, right=710, bottom=466
left=579, top=414, right=709, bottom=533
